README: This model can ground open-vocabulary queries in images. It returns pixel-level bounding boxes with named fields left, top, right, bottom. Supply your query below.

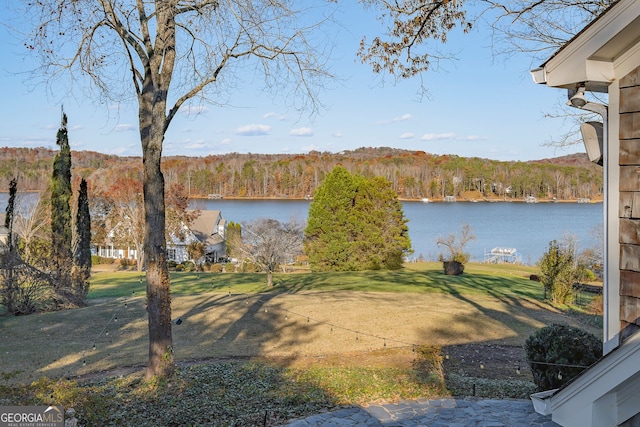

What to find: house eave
left=532, top=331, right=640, bottom=425
left=530, top=0, right=640, bottom=92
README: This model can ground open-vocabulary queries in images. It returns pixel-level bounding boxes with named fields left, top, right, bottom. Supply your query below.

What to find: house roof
left=531, top=0, right=640, bottom=92
left=189, top=210, right=224, bottom=246
left=532, top=330, right=640, bottom=425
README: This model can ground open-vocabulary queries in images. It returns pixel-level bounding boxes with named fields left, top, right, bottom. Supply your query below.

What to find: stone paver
left=282, top=398, right=559, bottom=426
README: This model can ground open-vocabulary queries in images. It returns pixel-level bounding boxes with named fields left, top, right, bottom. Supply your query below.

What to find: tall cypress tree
left=1, top=178, right=18, bottom=313
left=51, top=112, right=73, bottom=290
left=4, top=178, right=17, bottom=251
left=74, top=178, right=91, bottom=289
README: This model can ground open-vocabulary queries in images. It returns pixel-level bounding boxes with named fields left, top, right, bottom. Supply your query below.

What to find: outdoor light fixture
left=568, top=87, right=588, bottom=107
left=580, top=121, right=604, bottom=166
left=566, top=85, right=607, bottom=167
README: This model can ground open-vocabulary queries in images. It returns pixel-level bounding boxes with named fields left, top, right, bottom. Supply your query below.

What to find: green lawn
left=89, top=262, right=542, bottom=299
left=0, top=262, right=601, bottom=426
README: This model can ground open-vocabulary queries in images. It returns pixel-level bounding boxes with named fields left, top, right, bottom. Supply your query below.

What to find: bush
left=436, top=224, right=475, bottom=276
left=178, top=261, right=195, bottom=272
left=116, top=258, right=134, bottom=270
left=412, top=345, right=444, bottom=386
left=525, top=323, right=601, bottom=391
left=204, top=263, right=223, bottom=273
left=588, top=294, right=603, bottom=316
left=91, top=256, right=114, bottom=265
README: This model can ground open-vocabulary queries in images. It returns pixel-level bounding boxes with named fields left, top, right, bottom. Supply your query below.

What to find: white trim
left=540, top=0, right=640, bottom=90
left=545, top=332, right=640, bottom=427
left=614, top=41, right=640, bottom=81
left=604, top=80, right=621, bottom=353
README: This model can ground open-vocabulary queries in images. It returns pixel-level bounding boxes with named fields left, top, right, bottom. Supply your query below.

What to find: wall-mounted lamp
left=568, top=87, right=587, bottom=108
left=566, top=86, right=607, bottom=167
left=580, top=121, right=604, bottom=166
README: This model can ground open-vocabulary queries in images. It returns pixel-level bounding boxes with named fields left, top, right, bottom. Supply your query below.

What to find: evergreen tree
left=225, top=221, right=242, bottom=259
left=539, top=239, right=580, bottom=304
left=50, top=112, right=73, bottom=292
left=74, top=178, right=91, bottom=293
left=4, top=178, right=16, bottom=250
left=1, top=178, right=18, bottom=313
left=304, top=166, right=411, bottom=271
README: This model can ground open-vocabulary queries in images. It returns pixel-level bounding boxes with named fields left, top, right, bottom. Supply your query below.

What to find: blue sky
left=0, top=4, right=578, bottom=161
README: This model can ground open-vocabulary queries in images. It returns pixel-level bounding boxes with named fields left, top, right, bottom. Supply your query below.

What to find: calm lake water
left=191, top=199, right=603, bottom=265
left=0, top=193, right=602, bottom=265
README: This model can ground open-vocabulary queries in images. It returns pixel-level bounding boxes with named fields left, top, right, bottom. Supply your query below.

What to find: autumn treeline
left=0, top=146, right=603, bottom=201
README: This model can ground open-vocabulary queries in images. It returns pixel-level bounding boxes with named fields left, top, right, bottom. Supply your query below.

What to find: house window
left=167, top=248, right=176, bottom=261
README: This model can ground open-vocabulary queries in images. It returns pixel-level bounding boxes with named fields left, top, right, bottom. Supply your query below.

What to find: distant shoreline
left=190, top=195, right=604, bottom=204
left=1, top=192, right=603, bottom=204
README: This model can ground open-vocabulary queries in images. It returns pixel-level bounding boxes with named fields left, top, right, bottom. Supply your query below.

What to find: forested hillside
left=0, top=146, right=603, bottom=201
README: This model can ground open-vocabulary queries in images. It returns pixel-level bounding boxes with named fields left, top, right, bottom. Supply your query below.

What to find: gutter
left=530, top=389, right=558, bottom=416
left=530, top=67, right=546, bottom=85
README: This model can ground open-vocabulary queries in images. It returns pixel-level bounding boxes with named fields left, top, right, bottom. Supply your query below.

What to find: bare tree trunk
left=140, top=91, right=174, bottom=379
left=267, top=271, right=273, bottom=287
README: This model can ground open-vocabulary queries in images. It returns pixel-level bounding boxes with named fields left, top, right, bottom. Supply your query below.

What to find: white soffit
left=543, top=0, right=640, bottom=90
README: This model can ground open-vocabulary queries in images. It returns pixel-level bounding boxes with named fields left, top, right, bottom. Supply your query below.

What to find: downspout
left=566, top=93, right=609, bottom=353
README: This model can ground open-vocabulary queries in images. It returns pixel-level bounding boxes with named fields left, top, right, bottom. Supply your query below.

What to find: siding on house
left=619, top=66, right=640, bottom=342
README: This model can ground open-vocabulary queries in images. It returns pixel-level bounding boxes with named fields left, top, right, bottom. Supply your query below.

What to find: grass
left=88, top=262, right=542, bottom=299
left=0, top=262, right=601, bottom=426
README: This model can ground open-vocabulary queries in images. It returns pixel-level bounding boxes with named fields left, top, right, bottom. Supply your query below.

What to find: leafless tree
left=482, top=1, right=612, bottom=60
left=235, top=218, right=303, bottom=287
left=12, top=193, right=51, bottom=266
left=359, top=1, right=612, bottom=78
left=359, top=0, right=614, bottom=147
left=14, top=0, right=334, bottom=377
left=11, top=0, right=611, bottom=378
left=436, top=223, right=476, bottom=264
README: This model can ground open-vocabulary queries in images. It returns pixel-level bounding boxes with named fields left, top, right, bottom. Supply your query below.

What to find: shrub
left=436, top=223, right=475, bottom=275
left=116, top=258, right=134, bottom=270
left=412, top=344, right=444, bottom=386
left=588, top=294, right=603, bottom=316
left=525, top=323, right=601, bottom=391
left=205, top=263, right=223, bottom=273
left=538, top=238, right=592, bottom=304
left=179, top=261, right=195, bottom=272
left=90, top=256, right=114, bottom=265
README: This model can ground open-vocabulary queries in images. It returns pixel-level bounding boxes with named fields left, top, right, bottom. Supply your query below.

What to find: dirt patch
left=0, top=291, right=595, bottom=385
left=442, top=344, right=532, bottom=381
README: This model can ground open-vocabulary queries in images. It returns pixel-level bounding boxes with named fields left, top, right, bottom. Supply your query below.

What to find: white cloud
left=420, top=132, right=456, bottom=141
left=289, top=127, right=314, bottom=137
left=235, top=124, right=271, bottom=136
left=184, top=142, right=206, bottom=150
left=460, top=135, right=488, bottom=141
left=262, top=112, right=287, bottom=120
left=419, top=133, right=487, bottom=142
left=302, top=144, right=320, bottom=152
left=114, top=124, right=136, bottom=132
left=377, top=113, right=413, bottom=125
left=332, top=131, right=343, bottom=138
left=399, top=132, right=414, bottom=139
left=108, top=144, right=139, bottom=156
left=220, top=138, right=232, bottom=145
